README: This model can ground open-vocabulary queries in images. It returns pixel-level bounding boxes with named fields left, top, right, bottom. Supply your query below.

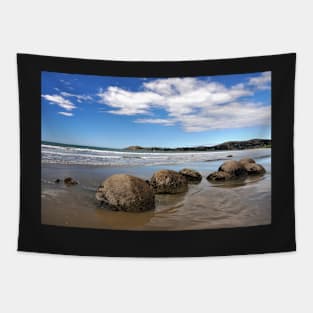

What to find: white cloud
left=60, top=91, right=92, bottom=101
left=97, top=72, right=271, bottom=132
left=98, top=78, right=252, bottom=116
left=42, top=91, right=92, bottom=117
left=41, top=94, right=76, bottom=111
left=58, top=111, right=73, bottom=117
left=176, top=102, right=270, bottom=132
left=248, top=71, right=271, bottom=90
left=97, top=86, right=162, bottom=115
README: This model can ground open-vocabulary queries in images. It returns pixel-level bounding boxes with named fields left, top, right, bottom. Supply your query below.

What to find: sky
left=41, top=71, right=271, bottom=148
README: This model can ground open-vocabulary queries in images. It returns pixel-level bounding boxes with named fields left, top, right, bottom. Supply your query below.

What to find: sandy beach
left=41, top=145, right=271, bottom=230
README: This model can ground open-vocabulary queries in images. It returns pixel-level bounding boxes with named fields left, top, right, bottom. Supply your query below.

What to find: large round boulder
left=207, top=171, right=232, bottom=182
left=218, top=160, right=247, bottom=177
left=179, top=168, right=202, bottom=183
left=150, top=170, right=188, bottom=194
left=239, top=158, right=256, bottom=166
left=242, top=162, right=266, bottom=175
left=95, top=174, right=155, bottom=212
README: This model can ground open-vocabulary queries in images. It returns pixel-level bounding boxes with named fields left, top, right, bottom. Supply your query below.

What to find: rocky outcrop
left=150, top=170, right=188, bottom=194
left=64, top=177, right=78, bottom=185
left=179, top=168, right=202, bottom=183
left=96, top=174, right=155, bottom=212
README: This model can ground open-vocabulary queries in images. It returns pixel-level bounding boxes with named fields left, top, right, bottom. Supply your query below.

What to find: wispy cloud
left=60, top=91, right=93, bottom=102
left=59, top=79, right=71, bottom=86
left=248, top=71, right=271, bottom=90
left=134, top=118, right=175, bottom=126
left=97, top=73, right=271, bottom=132
left=58, top=111, right=73, bottom=117
left=42, top=91, right=93, bottom=117
left=59, top=79, right=75, bottom=90
left=42, top=94, right=76, bottom=111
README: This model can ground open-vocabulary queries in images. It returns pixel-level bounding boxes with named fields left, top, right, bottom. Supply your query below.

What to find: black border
left=17, top=53, right=296, bottom=257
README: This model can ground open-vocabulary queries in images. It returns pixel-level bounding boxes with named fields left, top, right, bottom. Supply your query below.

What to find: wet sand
left=41, top=153, right=271, bottom=230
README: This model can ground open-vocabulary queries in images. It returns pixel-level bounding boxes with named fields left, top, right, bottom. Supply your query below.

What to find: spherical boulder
left=179, top=168, right=202, bottom=183
left=239, top=158, right=256, bottom=166
left=96, top=174, right=155, bottom=212
left=218, top=160, right=247, bottom=177
left=150, top=170, right=188, bottom=194
left=64, top=177, right=78, bottom=185
left=207, top=171, right=232, bottom=182
left=242, top=162, right=266, bottom=175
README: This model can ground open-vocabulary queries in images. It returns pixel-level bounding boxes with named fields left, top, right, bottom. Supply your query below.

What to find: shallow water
left=41, top=149, right=271, bottom=230
left=42, top=143, right=270, bottom=167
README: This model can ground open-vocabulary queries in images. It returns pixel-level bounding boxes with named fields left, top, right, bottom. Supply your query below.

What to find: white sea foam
left=41, top=144, right=271, bottom=167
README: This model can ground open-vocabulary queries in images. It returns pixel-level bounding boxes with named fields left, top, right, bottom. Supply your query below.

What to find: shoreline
left=41, top=152, right=271, bottom=169
left=42, top=144, right=271, bottom=167
left=41, top=151, right=271, bottom=231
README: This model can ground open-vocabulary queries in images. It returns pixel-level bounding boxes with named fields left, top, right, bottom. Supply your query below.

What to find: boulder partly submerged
left=150, top=169, right=188, bottom=194
left=207, top=158, right=266, bottom=182
left=64, top=177, right=78, bottom=186
left=218, top=160, right=247, bottom=177
left=239, top=158, right=256, bottom=166
left=179, top=168, right=202, bottom=183
left=96, top=174, right=155, bottom=212
left=239, top=158, right=265, bottom=174
left=242, top=162, right=266, bottom=175
left=207, top=171, right=232, bottom=182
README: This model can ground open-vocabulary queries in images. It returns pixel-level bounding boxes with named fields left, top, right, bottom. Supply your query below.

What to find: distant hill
left=124, top=139, right=271, bottom=152
left=125, top=145, right=145, bottom=151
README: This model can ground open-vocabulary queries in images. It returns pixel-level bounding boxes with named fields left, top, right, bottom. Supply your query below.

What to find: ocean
left=41, top=141, right=271, bottom=167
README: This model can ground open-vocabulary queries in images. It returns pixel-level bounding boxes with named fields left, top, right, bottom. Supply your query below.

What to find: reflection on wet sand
left=41, top=154, right=271, bottom=230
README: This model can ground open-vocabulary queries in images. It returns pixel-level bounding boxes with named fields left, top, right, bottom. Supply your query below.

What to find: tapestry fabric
left=17, top=53, right=296, bottom=257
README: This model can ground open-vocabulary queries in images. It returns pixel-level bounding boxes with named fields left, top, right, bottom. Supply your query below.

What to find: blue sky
left=41, top=71, right=271, bottom=148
